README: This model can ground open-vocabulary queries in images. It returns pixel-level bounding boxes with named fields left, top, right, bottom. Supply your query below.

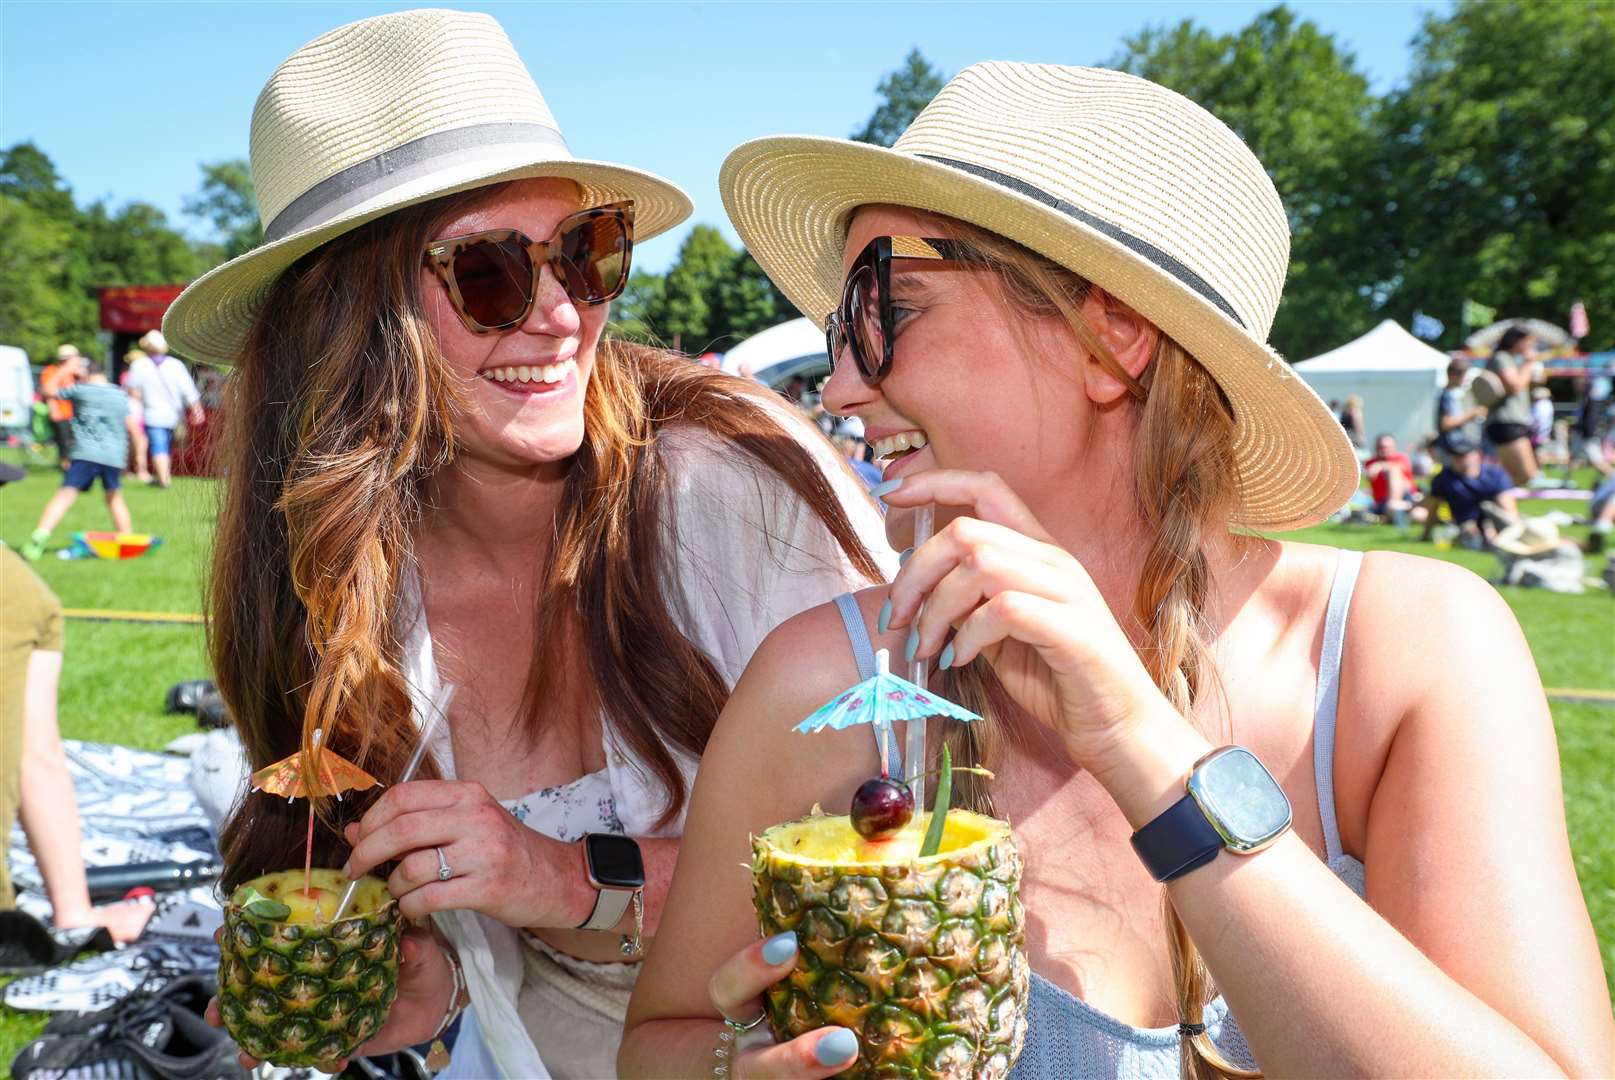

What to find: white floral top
left=500, top=768, right=625, bottom=841
left=397, top=402, right=898, bottom=1080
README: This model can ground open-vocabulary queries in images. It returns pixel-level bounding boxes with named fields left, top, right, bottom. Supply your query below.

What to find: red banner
left=98, top=284, right=187, bottom=333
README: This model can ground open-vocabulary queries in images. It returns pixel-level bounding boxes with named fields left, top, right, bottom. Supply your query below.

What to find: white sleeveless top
left=397, top=409, right=897, bottom=1079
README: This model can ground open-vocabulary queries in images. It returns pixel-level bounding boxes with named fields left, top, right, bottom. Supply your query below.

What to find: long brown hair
left=209, top=187, right=883, bottom=890
left=925, top=222, right=1257, bottom=1080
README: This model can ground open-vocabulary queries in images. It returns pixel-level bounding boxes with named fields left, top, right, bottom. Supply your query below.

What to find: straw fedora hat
left=1469, top=368, right=1506, bottom=409
left=721, top=62, right=1358, bottom=531
left=164, top=8, right=691, bottom=368
left=1493, top=518, right=1563, bottom=558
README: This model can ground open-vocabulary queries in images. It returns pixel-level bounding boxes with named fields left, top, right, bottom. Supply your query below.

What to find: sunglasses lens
left=451, top=238, right=532, bottom=328
left=848, top=265, right=883, bottom=381
left=557, top=211, right=631, bottom=303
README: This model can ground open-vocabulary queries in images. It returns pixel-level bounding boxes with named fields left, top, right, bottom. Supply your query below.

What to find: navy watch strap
left=1130, top=792, right=1224, bottom=882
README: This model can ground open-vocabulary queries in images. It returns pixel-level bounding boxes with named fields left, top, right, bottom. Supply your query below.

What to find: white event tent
left=720, top=317, right=823, bottom=381
left=1292, top=320, right=1451, bottom=454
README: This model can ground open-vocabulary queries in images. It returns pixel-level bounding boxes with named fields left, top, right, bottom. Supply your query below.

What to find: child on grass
left=20, top=372, right=134, bottom=561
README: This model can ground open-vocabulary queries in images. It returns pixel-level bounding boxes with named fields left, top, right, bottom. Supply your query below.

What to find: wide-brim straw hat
left=164, top=8, right=691, bottom=368
left=1493, top=518, right=1562, bottom=558
left=721, top=62, right=1358, bottom=532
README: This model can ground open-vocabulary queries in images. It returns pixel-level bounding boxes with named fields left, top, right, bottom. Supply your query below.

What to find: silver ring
left=723, top=1011, right=767, bottom=1035
left=436, top=846, right=453, bottom=881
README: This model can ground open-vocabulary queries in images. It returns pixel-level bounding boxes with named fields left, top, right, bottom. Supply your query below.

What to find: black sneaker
left=12, top=980, right=246, bottom=1080
left=44, top=972, right=217, bottom=1037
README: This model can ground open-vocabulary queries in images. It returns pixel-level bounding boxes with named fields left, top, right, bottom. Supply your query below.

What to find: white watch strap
left=578, top=885, right=634, bottom=932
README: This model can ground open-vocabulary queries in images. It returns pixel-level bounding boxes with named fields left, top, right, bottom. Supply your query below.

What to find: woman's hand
left=878, top=470, right=1182, bottom=778
left=344, top=779, right=589, bottom=928
left=708, top=932, right=860, bottom=1079
left=205, top=926, right=453, bottom=1070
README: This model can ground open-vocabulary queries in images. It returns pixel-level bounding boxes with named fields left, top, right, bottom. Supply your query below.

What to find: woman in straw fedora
left=622, top=63, right=1612, bottom=1078
left=172, top=10, right=894, bottom=1078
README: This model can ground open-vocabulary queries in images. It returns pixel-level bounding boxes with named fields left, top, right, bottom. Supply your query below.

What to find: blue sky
left=3, top=1, right=1440, bottom=274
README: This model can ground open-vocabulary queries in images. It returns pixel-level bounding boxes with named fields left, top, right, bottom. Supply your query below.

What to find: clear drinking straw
left=330, top=683, right=455, bottom=922
left=906, top=503, right=935, bottom=808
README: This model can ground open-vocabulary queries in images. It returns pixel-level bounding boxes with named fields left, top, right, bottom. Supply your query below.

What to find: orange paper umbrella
left=252, top=729, right=381, bottom=896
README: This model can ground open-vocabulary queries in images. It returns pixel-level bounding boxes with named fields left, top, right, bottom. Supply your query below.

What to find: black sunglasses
left=825, top=235, right=970, bottom=385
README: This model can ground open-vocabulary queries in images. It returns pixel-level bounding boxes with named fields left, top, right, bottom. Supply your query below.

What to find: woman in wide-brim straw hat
left=622, top=62, right=1612, bottom=1078
left=179, top=10, right=895, bottom=1078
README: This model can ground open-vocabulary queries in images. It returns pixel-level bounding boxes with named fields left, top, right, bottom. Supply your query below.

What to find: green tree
left=1111, top=6, right=1388, bottom=360
left=852, top=49, right=946, bottom=147
left=0, top=141, right=76, bottom=219
left=1379, top=0, right=1615, bottom=349
left=0, top=195, right=77, bottom=360
left=607, top=269, right=667, bottom=343
left=652, top=225, right=739, bottom=352
left=0, top=142, right=204, bottom=362
left=184, top=159, right=263, bottom=264
left=714, top=251, right=793, bottom=340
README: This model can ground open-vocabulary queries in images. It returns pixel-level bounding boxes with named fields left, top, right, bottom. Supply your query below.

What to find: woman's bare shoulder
left=706, top=586, right=895, bottom=765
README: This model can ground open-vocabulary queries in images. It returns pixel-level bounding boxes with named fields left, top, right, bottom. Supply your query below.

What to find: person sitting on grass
left=21, top=370, right=134, bottom=562
left=1425, top=435, right=1517, bottom=550
left=1, top=478, right=152, bottom=944
left=1364, top=433, right=1414, bottom=527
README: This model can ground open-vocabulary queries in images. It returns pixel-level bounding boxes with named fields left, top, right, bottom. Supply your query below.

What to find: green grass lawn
left=0, top=458, right=1611, bottom=1070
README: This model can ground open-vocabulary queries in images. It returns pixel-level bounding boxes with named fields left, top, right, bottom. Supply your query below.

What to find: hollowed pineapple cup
left=218, top=869, right=402, bottom=1072
left=752, top=810, right=1029, bottom=1079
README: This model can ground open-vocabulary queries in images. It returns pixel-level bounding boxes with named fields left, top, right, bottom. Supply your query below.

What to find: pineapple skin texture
left=217, top=872, right=403, bottom=1071
left=752, top=813, right=1030, bottom=1079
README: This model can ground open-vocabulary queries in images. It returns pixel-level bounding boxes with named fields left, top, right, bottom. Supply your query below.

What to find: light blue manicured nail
left=870, top=477, right=903, bottom=498
left=877, top=598, right=892, bottom=635
left=816, top=1027, right=859, bottom=1066
left=905, top=625, right=920, bottom=664
left=762, top=932, right=797, bottom=966
left=938, top=642, right=954, bottom=670
left=898, top=546, right=914, bottom=566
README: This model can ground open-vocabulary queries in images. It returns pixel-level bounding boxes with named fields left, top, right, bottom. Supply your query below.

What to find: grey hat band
left=916, top=153, right=1245, bottom=330
left=263, top=121, right=572, bottom=243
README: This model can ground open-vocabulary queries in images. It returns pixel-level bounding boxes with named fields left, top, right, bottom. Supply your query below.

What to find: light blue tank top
left=831, top=548, right=1367, bottom=1078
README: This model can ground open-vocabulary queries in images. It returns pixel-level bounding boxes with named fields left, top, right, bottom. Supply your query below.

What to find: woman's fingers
left=709, top=932, right=799, bottom=1019
left=907, top=542, right=1074, bottom=662
left=877, top=470, right=1056, bottom=542
left=888, top=516, right=1070, bottom=635
left=348, top=781, right=468, bottom=848
left=346, top=808, right=457, bottom=880
left=733, top=1028, right=861, bottom=1079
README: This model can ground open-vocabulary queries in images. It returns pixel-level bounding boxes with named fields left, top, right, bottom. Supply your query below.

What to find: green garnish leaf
left=918, top=743, right=952, bottom=858
left=238, top=887, right=291, bottom=920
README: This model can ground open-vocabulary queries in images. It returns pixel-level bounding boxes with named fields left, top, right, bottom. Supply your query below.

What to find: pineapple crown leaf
left=918, top=744, right=953, bottom=859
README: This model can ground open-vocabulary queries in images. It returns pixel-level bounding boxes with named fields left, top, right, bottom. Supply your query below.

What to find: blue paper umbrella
left=796, top=648, right=982, bottom=746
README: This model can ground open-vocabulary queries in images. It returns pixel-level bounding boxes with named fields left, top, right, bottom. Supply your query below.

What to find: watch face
left=585, top=834, right=645, bottom=889
left=1187, top=747, right=1292, bottom=852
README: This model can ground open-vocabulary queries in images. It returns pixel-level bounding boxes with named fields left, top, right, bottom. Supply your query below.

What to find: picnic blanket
left=4, top=741, right=223, bottom=1014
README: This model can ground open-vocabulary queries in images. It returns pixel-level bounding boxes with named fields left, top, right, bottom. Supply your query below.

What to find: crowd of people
left=1330, top=331, right=1615, bottom=560
left=3, top=9, right=1611, bottom=1080
left=16, top=331, right=208, bottom=561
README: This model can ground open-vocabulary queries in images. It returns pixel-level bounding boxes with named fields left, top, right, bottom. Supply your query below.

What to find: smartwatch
left=1130, top=746, right=1291, bottom=882
left=577, top=833, right=645, bottom=932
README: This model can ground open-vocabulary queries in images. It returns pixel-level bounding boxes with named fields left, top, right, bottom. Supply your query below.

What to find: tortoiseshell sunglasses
left=423, top=201, right=634, bottom=334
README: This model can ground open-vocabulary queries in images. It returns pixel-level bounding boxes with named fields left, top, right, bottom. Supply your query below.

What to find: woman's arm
left=1096, top=555, right=1612, bottom=1076
left=621, top=601, right=883, bottom=1078
left=17, top=649, right=93, bottom=928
